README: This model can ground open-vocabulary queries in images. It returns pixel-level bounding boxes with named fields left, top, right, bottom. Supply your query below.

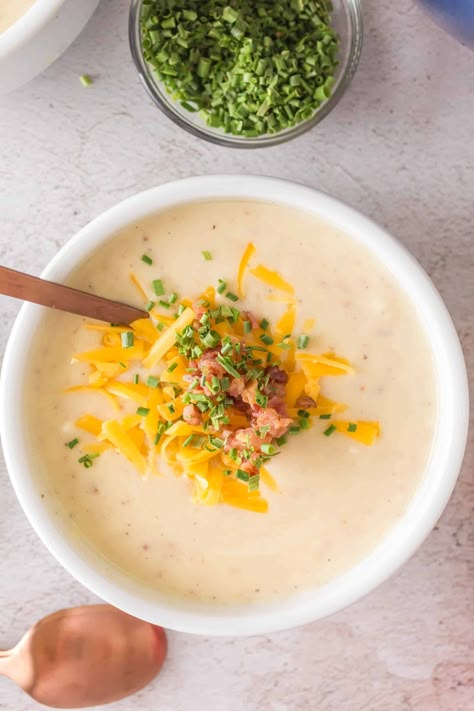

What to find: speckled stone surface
left=0, top=1, right=473, bottom=709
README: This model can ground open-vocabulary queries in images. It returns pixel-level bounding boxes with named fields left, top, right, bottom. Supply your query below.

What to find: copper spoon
left=0, top=604, right=167, bottom=708
left=0, top=265, right=147, bottom=324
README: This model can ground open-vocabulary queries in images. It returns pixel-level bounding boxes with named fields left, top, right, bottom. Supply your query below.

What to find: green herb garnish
left=202, top=250, right=213, bottom=261
left=136, top=407, right=150, bottom=417
left=121, top=331, right=134, bottom=348
left=152, top=279, right=165, bottom=296
left=297, top=334, right=310, bottom=349
left=348, top=423, right=358, bottom=432
left=66, top=438, right=79, bottom=449
left=141, top=254, right=153, bottom=265
left=324, top=424, right=337, bottom=437
left=79, top=74, right=93, bottom=87
left=78, top=453, right=99, bottom=468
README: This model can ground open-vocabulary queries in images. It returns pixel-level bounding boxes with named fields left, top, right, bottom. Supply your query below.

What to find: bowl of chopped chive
left=129, top=0, right=363, bottom=147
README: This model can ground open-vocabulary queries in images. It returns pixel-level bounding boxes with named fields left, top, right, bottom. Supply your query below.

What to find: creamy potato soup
left=0, top=0, right=36, bottom=34
left=27, top=201, right=437, bottom=604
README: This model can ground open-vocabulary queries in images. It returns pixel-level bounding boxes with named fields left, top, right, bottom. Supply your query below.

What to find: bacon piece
left=295, top=395, right=317, bottom=409
left=266, top=366, right=289, bottom=384
left=254, top=408, right=293, bottom=439
left=183, top=404, right=202, bottom=425
left=243, top=311, right=259, bottom=329
left=196, top=350, right=226, bottom=379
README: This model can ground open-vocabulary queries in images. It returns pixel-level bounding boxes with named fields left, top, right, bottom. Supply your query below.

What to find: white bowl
left=0, top=176, right=469, bottom=636
left=0, top=0, right=100, bottom=95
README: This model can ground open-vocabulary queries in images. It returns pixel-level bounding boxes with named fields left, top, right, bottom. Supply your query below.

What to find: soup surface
left=27, top=200, right=437, bottom=604
left=0, top=0, right=36, bottom=34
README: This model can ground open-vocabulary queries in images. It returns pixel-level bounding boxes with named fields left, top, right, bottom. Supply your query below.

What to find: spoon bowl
left=0, top=604, right=167, bottom=708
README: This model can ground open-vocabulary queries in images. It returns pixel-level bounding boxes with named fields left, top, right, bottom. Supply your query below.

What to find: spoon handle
left=0, top=266, right=147, bottom=325
left=0, top=649, right=14, bottom=678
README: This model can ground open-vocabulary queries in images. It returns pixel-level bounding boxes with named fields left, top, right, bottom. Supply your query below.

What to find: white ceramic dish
left=0, top=0, right=100, bottom=95
left=0, top=176, right=469, bottom=636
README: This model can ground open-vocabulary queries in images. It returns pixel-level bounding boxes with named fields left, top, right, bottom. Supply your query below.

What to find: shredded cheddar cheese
left=66, top=245, right=380, bottom=513
left=237, top=241, right=256, bottom=297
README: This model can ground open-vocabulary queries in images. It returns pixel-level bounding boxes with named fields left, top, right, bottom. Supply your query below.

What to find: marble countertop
left=0, top=1, right=473, bottom=709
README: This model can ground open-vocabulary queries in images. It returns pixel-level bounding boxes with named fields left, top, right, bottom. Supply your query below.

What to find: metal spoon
left=0, top=604, right=167, bottom=708
left=0, top=265, right=147, bottom=324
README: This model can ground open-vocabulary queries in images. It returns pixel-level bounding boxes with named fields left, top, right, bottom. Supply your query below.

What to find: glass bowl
left=129, top=0, right=363, bottom=148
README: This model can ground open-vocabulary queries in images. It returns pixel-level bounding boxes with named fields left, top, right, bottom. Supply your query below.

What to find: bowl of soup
left=0, top=0, right=100, bottom=94
left=0, top=175, right=468, bottom=635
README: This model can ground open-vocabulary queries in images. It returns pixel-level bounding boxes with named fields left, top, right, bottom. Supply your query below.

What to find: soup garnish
left=65, top=243, right=380, bottom=513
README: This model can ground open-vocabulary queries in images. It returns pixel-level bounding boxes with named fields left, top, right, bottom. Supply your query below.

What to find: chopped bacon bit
left=183, top=404, right=202, bottom=425
left=296, top=395, right=317, bottom=409
left=243, top=311, right=259, bottom=329
left=255, top=408, right=293, bottom=439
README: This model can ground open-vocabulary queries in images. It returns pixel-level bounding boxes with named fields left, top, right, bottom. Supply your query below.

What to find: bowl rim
left=0, top=0, right=65, bottom=59
left=128, top=0, right=364, bottom=148
left=0, top=175, right=469, bottom=636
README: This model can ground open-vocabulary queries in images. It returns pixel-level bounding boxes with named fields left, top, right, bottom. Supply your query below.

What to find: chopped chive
left=159, top=299, right=170, bottom=309
left=255, top=392, right=268, bottom=408
left=297, top=409, right=310, bottom=418
left=136, top=407, right=150, bottom=416
left=119, top=362, right=127, bottom=368
left=66, top=438, right=79, bottom=449
left=299, top=417, right=311, bottom=430
left=154, top=432, right=162, bottom=445
left=152, top=279, right=165, bottom=296
left=225, top=291, right=239, bottom=302
left=177, top=304, right=185, bottom=316
left=348, top=423, right=358, bottom=432
left=183, top=434, right=194, bottom=448
left=248, top=474, right=260, bottom=492
left=79, top=74, right=93, bottom=87
left=236, top=469, right=249, bottom=482
left=324, top=424, right=337, bottom=437
left=121, top=331, right=134, bottom=348
left=319, top=414, right=332, bottom=420
left=202, top=250, right=213, bottom=261
left=167, top=362, right=178, bottom=373
left=297, top=334, right=310, bottom=349
left=201, top=330, right=221, bottom=349
left=260, top=334, right=274, bottom=346
left=78, top=453, right=98, bottom=468
left=141, top=254, right=153, bottom=265
left=276, top=434, right=288, bottom=446
left=133, top=374, right=139, bottom=385
left=209, top=436, right=224, bottom=449
left=168, top=292, right=178, bottom=304
left=243, top=320, right=252, bottom=334
left=216, top=354, right=241, bottom=378
left=156, top=322, right=165, bottom=332
left=216, top=279, right=227, bottom=295
left=147, top=375, right=160, bottom=388
left=145, top=300, right=155, bottom=312
left=289, top=424, right=302, bottom=434
left=260, top=318, right=269, bottom=330
left=261, top=443, right=276, bottom=455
